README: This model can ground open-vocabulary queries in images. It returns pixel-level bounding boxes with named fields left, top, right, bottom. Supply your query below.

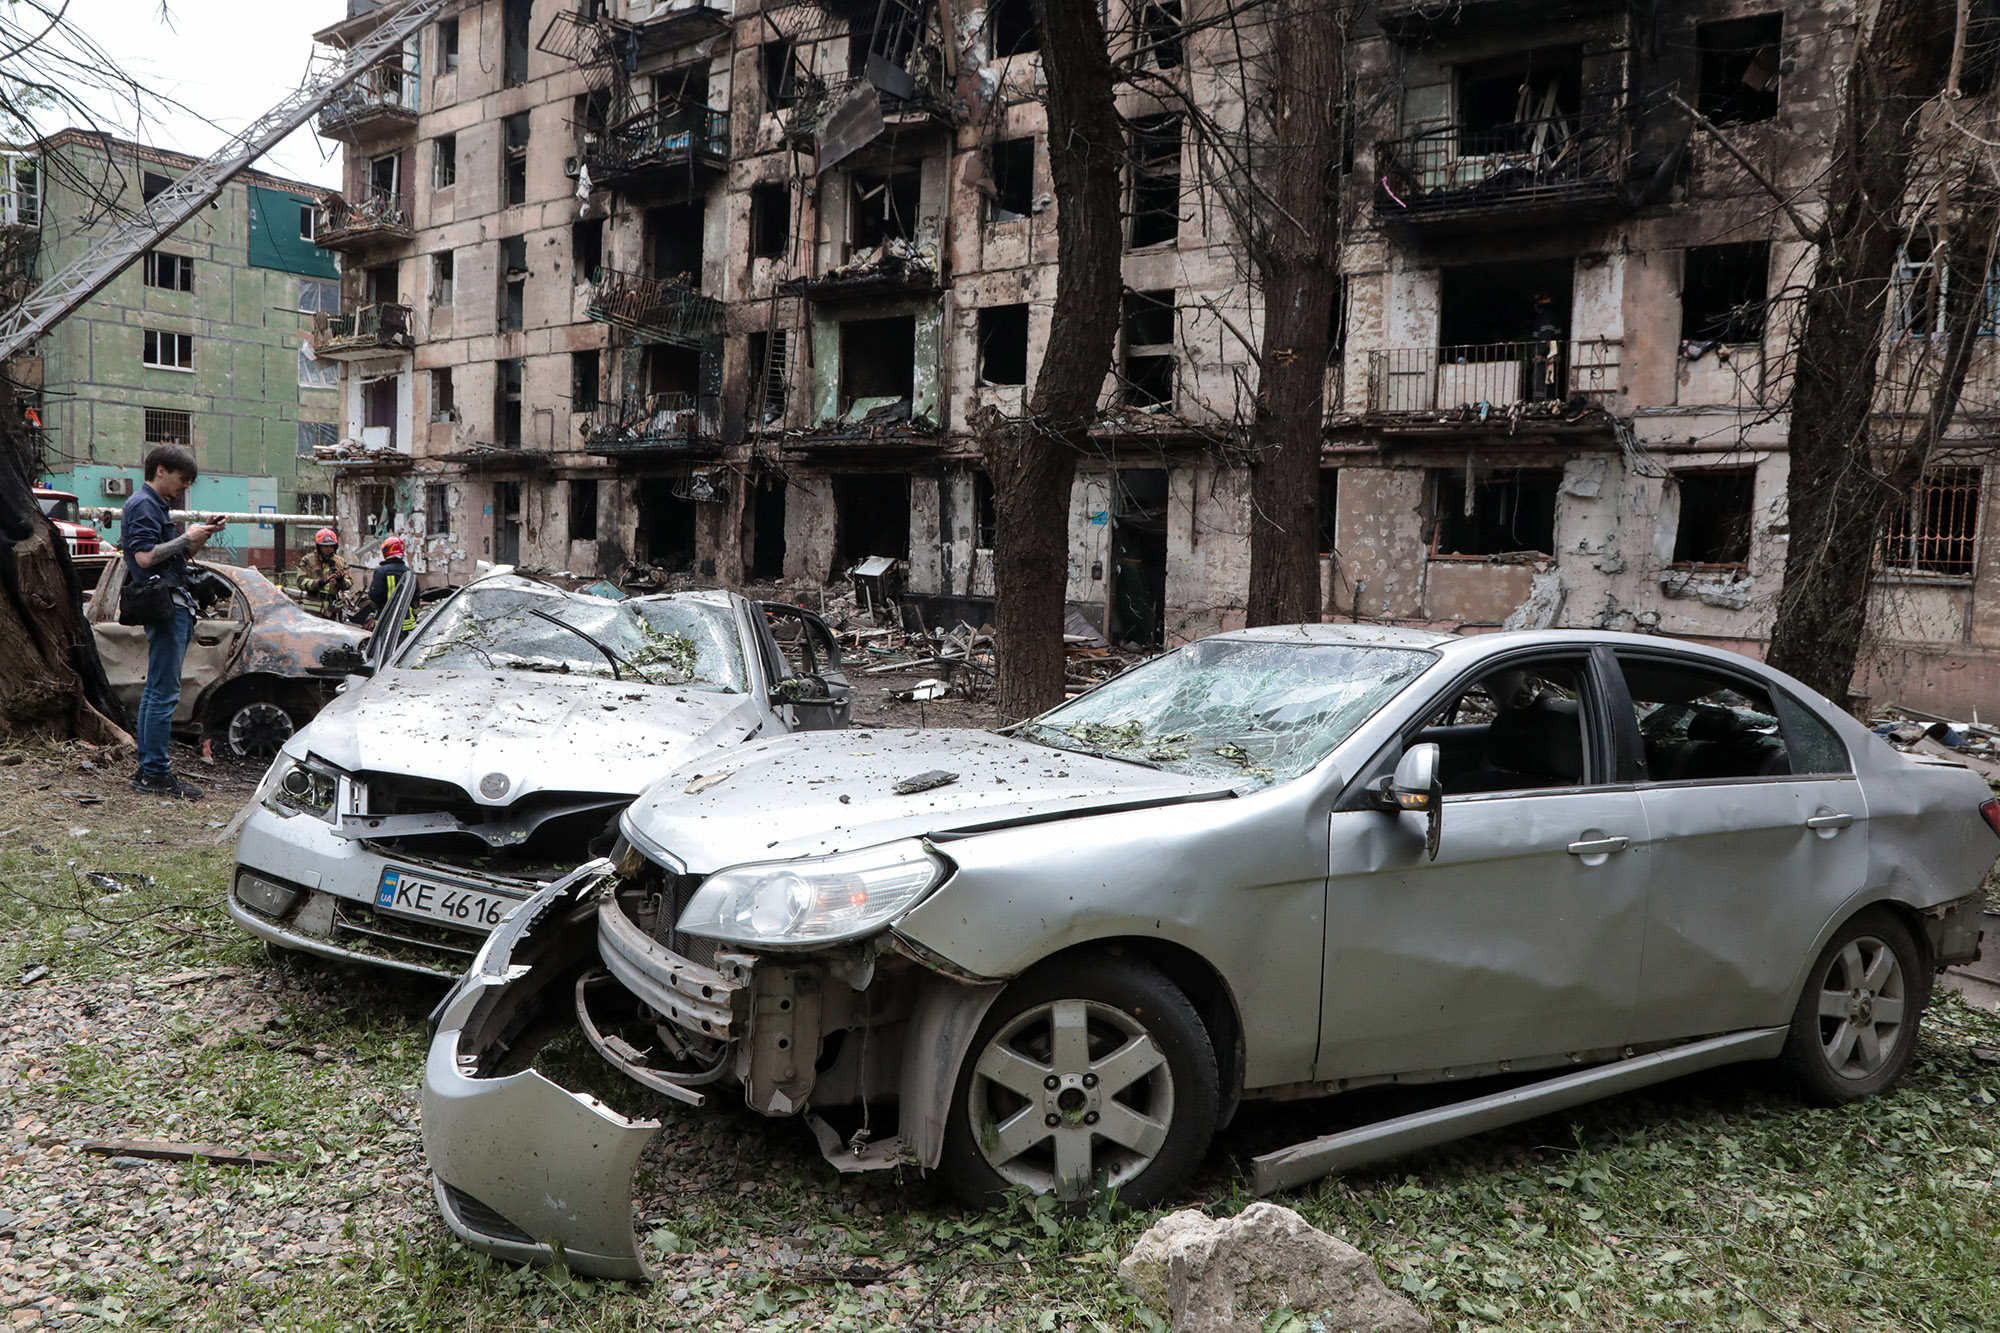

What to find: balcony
left=1377, top=0, right=1625, bottom=43
left=318, top=64, right=419, bottom=144
left=1375, top=111, right=1627, bottom=233
left=585, top=266, right=722, bottom=349
left=778, top=236, right=941, bottom=304
left=782, top=70, right=957, bottom=154
left=315, top=191, right=411, bottom=253
left=580, top=393, right=719, bottom=456
left=582, top=100, right=729, bottom=193
left=310, top=302, right=415, bottom=361
left=1364, top=342, right=1616, bottom=428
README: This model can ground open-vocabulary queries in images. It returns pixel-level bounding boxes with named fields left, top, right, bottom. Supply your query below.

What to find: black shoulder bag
left=118, top=574, right=176, bottom=627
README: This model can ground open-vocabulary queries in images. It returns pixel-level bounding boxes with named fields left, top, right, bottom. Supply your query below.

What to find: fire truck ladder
left=0, top=0, right=451, bottom=365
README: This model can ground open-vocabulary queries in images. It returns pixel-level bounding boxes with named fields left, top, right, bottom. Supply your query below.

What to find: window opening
left=978, top=304, right=1030, bottom=386
left=989, top=0, right=1040, bottom=55
left=365, top=260, right=400, bottom=305
left=1318, top=468, right=1339, bottom=555
left=1431, top=468, right=1561, bottom=558
left=648, top=343, right=702, bottom=396
left=299, top=342, right=338, bottom=388
left=1109, top=468, right=1168, bottom=648
left=1121, top=289, right=1175, bottom=407
left=1137, top=0, right=1184, bottom=69
left=497, top=358, right=524, bottom=447
left=1617, top=657, right=1791, bottom=781
left=495, top=481, right=522, bottom=562
left=299, top=203, right=319, bottom=241
left=142, top=252, right=193, bottom=292
left=501, top=235, right=527, bottom=330
left=141, top=171, right=171, bottom=203
left=358, top=483, right=395, bottom=536
left=761, top=37, right=797, bottom=113
left=848, top=167, right=922, bottom=253
left=1420, top=657, right=1592, bottom=793
left=1126, top=114, right=1182, bottom=248
left=831, top=473, right=911, bottom=571
left=296, top=423, right=336, bottom=458
left=1698, top=15, right=1782, bottom=126
left=839, top=315, right=916, bottom=413
left=143, top=408, right=191, bottom=446
left=1681, top=243, right=1769, bottom=345
left=985, top=137, right=1034, bottom=223
left=297, top=278, right=339, bottom=314
left=426, top=482, right=451, bottom=534
left=652, top=64, right=709, bottom=111
left=503, top=0, right=531, bottom=86
left=572, top=349, right=601, bottom=412
left=438, top=16, right=460, bottom=73
left=1670, top=468, right=1755, bottom=566
left=142, top=329, right=193, bottom=370
left=369, top=152, right=400, bottom=199
left=431, top=250, right=454, bottom=306
left=297, top=490, right=332, bottom=517
left=572, top=217, right=604, bottom=280
left=1880, top=467, right=1982, bottom=577
left=646, top=202, right=705, bottom=283
left=433, top=134, right=457, bottom=188
left=750, top=182, right=789, bottom=259
left=502, top=113, right=530, bottom=206
left=430, top=367, right=456, bottom=421
left=637, top=477, right=696, bottom=571
left=747, top=329, right=790, bottom=425
left=1456, top=47, right=1582, bottom=138
left=570, top=479, right=599, bottom=542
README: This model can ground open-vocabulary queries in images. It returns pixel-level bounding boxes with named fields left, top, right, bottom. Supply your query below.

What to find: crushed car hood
left=621, top=727, right=1231, bottom=868
left=294, top=667, right=766, bottom=802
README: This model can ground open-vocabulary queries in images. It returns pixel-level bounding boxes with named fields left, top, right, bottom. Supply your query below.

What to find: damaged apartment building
left=309, top=0, right=2000, bottom=715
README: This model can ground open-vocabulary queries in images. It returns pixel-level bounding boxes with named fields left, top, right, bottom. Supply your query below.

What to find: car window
left=1617, top=656, right=1790, bottom=781
left=1020, top=639, right=1434, bottom=788
left=1416, top=656, right=1594, bottom=794
left=1770, top=688, right=1852, bottom=775
left=395, top=584, right=748, bottom=693
left=38, top=495, right=78, bottom=522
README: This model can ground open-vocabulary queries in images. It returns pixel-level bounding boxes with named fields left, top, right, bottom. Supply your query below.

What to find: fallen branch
left=82, top=1138, right=298, bottom=1168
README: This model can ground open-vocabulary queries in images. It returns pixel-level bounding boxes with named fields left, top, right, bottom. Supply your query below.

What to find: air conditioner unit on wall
left=102, top=476, right=132, bottom=497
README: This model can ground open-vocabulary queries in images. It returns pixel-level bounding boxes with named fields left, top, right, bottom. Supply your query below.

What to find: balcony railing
left=581, top=393, right=718, bottom=454
left=781, top=64, right=956, bottom=146
left=583, top=100, right=729, bottom=189
left=318, top=63, right=420, bottom=141
left=315, top=190, right=411, bottom=251
left=1376, top=111, right=1627, bottom=227
left=310, top=302, right=414, bottom=360
left=1368, top=342, right=1591, bottom=415
left=1377, top=0, right=1624, bottom=42
left=585, top=266, right=723, bottom=349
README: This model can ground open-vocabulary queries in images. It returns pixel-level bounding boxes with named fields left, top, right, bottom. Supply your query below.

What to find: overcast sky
left=54, top=1, right=350, bottom=188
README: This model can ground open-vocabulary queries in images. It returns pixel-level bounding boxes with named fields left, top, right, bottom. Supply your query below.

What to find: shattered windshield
left=1021, top=638, right=1434, bottom=787
left=394, top=585, right=747, bottom=693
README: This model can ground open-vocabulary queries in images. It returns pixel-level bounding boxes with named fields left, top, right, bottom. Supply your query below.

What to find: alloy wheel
left=1813, top=933, right=1908, bottom=1080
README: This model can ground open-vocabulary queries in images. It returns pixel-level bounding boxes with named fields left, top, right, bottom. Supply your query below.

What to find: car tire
left=220, top=698, right=297, bottom=761
left=939, top=955, right=1218, bottom=1209
left=1779, top=909, right=1929, bottom=1106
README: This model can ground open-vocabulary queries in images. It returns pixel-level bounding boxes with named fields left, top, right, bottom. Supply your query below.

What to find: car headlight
left=262, top=754, right=341, bottom=820
left=675, top=839, right=950, bottom=948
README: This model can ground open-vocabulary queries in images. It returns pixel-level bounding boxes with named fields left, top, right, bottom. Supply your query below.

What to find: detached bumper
left=420, top=860, right=664, bottom=1281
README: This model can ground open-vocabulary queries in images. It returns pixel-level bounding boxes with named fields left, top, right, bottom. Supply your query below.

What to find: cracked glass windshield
left=394, top=585, right=747, bottom=692
left=1022, top=638, right=1434, bottom=787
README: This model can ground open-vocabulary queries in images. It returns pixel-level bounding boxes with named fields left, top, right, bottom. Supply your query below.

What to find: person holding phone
left=119, top=445, right=225, bottom=799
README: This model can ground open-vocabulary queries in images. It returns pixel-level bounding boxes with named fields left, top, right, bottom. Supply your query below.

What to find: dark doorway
left=637, top=477, right=698, bottom=572
left=750, top=475, right=787, bottom=579
left=831, top=474, right=909, bottom=576
left=1109, top=468, right=1168, bottom=648
left=646, top=204, right=705, bottom=285
left=839, top=315, right=916, bottom=411
left=494, top=481, right=521, bottom=564
left=1439, top=259, right=1573, bottom=351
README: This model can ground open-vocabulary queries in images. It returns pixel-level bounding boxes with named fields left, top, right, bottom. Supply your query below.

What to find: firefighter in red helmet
left=295, top=527, right=352, bottom=619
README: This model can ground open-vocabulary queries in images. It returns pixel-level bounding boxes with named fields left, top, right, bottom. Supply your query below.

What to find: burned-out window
left=647, top=201, right=704, bottom=283
left=502, top=113, right=530, bottom=206
left=500, top=235, right=527, bottom=331
left=1137, top=0, right=1185, bottom=69
left=1126, top=114, right=1182, bottom=249
left=431, top=250, right=454, bottom=306
left=1681, top=243, right=1769, bottom=346
left=840, top=315, right=916, bottom=411
left=750, top=182, right=789, bottom=259
left=571, top=349, right=601, bottom=413
left=1670, top=468, right=1755, bottom=567
left=503, top=0, right=531, bottom=86
left=648, top=343, right=702, bottom=396
left=365, top=261, right=400, bottom=305
left=433, top=134, right=457, bottom=189
left=496, top=359, right=524, bottom=447
left=849, top=166, right=922, bottom=252
left=1318, top=468, right=1339, bottom=555
left=978, top=304, right=1030, bottom=386
left=986, top=137, right=1035, bottom=223
left=437, top=16, right=460, bottom=73
left=975, top=470, right=997, bottom=550
left=573, top=218, right=603, bottom=281
left=989, top=0, right=1040, bottom=56
left=1457, top=47, right=1581, bottom=136
left=1431, top=468, right=1561, bottom=558
left=1618, top=656, right=1792, bottom=781
left=761, top=37, right=796, bottom=112
left=430, top=367, right=455, bottom=421
left=569, top=479, right=599, bottom=542
left=652, top=63, right=709, bottom=111
left=1698, top=16, right=1782, bottom=126
left=1880, top=467, right=1982, bottom=577
left=426, top=482, right=451, bottom=534
left=1121, top=289, right=1175, bottom=407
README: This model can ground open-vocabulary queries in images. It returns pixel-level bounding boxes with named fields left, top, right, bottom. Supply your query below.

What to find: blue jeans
left=136, top=607, right=194, bottom=779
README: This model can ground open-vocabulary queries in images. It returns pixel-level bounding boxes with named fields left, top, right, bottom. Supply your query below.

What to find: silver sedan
left=422, top=626, right=1995, bottom=1279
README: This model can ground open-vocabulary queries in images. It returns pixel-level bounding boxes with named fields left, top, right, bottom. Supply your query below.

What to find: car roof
left=463, top=572, right=738, bottom=611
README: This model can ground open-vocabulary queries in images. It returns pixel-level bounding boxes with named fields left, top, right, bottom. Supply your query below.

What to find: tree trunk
left=0, top=394, right=129, bottom=747
left=1245, top=0, right=1342, bottom=627
left=1766, top=0, right=1957, bottom=702
left=986, top=0, right=1124, bottom=721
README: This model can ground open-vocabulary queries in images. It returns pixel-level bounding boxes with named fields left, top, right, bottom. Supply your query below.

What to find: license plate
left=375, top=866, right=516, bottom=930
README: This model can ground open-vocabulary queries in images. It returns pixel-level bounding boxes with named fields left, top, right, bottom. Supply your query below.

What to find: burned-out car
left=423, top=626, right=1995, bottom=1279
left=229, top=574, right=848, bottom=975
left=90, top=558, right=370, bottom=758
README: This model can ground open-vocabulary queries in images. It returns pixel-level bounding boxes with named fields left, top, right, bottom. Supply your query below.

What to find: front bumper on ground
left=230, top=802, right=536, bottom=976
left=421, top=859, right=667, bottom=1281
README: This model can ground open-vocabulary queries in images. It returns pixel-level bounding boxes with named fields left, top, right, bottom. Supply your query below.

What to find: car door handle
left=1566, top=835, right=1630, bottom=856
left=1804, top=813, right=1854, bottom=830
left=195, top=635, right=221, bottom=646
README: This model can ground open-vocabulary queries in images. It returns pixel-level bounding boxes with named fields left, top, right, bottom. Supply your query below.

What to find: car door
left=757, top=601, right=851, bottom=732
left=1317, top=650, right=1651, bottom=1080
left=1614, top=651, right=1870, bottom=1042
left=91, top=562, right=149, bottom=720
left=365, top=570, right=421, bottom=669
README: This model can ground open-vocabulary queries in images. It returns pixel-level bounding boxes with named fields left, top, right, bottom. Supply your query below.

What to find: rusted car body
left=229, top=574, right=850, bottom=976
left=422, top=626, right=1996, bottom=1280
left=89, top=558, right=369, bottom=758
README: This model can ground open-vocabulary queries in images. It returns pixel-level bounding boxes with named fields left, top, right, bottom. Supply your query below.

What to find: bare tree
left=983, top=0, right=1125, bottom=720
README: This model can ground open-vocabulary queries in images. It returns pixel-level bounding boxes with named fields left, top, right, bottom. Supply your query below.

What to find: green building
left=25, top=130, right=342, bottom=564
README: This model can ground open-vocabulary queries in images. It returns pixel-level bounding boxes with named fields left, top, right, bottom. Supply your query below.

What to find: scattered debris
left=84, top=871, right=155, bottom=894
left=81, top=1139, right=299, bottom=1168
left=683, top=771, right=731, bottom=795
left=895, top=679, right=949, bottom=702
left=891, top=770, right=959, bottom=795
left=0, top=752, right=24, bottom=766
left=1972, top=1045, right=2000, bottom=1065
left=1872, top=706, right=2000, bottom=783
left=18, top=964, right=49, bottom=986
left=60, top=791, right=101, bottom=806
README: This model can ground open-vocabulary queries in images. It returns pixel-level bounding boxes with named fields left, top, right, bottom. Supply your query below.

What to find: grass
left=3, top=741, right=1998, bottom=1331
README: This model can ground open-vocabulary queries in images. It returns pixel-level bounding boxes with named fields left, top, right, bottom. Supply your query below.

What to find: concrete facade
left=312, top=0, right=2000, bottom=716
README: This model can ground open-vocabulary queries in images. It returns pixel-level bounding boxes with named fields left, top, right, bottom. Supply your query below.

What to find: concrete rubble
left=1119, top=1202, right=1429, bottom=1333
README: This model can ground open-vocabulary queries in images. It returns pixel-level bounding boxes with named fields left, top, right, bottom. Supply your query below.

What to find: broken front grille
left=617, top=866, right=716, bottom=970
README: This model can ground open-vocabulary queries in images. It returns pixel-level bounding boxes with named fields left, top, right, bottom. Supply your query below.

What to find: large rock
left=1118, top=1202, right=1429, bottom=1333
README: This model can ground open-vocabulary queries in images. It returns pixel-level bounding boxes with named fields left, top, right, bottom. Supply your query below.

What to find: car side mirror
left=773, top=674, right=840, bottom=708
left=1383, top=742, right=1444, bottom=861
